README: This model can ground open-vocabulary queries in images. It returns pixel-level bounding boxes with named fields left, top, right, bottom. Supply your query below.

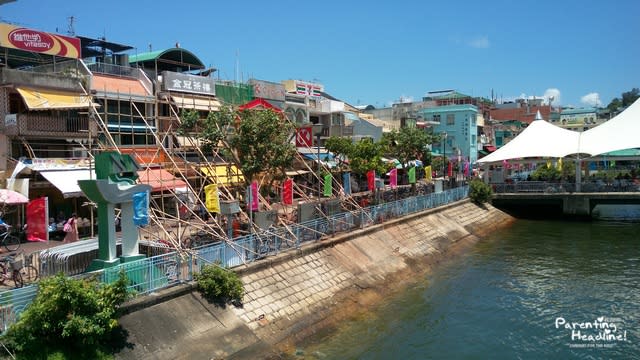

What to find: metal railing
left=0, top=185, right=468, bottom=331
left=492, top=181, right=640, bottom=194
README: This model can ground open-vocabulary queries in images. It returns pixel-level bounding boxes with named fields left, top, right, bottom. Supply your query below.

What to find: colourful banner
left=0, top=23, right=81, bottom=59
left=557, top=158, right=563, bottom=171
left=342, top=172, right=351, bottom=195
left=367, top=170, right=376, bottom=192
left=389, top=168, right=398, bottom=189
left=425, top=165, right=432, bottom=182
left=408, top=166, right=416, bottom=184
left=248, top=181, right=259, bottom=211
left=133, top=191, right=149, bottom=226
left=26, top=197, right=48, bottom=242
left=447, top=162, right=453, bottom=177
left=205, top=184, right=220, bottom=213
left=282, top=178, right=293, bottom=205
left=464, top=161, right=470, bottom=177
left=296, top=126, right=313, bottom=147
left=323, top=174, right=332, bottom=197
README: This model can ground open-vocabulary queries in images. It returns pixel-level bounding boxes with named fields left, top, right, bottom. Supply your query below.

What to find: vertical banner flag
left=323, top=174, right=333, bottom=197
left=367, top=170, right=376, bottom=192
left=464, top=161, right=469, bottom=177
left=205, top=184, right=221, bottom=213
left=282, top=178, right=293, bottom=205
left=26, top=197, right=48, bottom=242
left=557, top=158, right=563, bottom=171
left=342, top=172, right=351, bottom=195
left=296, top=126, right=313, bottom=147
left=425, top=165, right=432, bottom=182
left=389, top=168, right=398, bottom=189
left=408, top=166, right=416, bottom=184
left=248, top=181, right=259, bottom=211
left=546, top=159, right=552, bottom=169
left=447, top=162, right=453, bottom=178
left=133, top=191, right=150, bottom=226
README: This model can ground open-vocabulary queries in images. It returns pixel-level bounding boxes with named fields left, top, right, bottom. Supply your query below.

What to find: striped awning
left=16, top=87, right=95, bottom=110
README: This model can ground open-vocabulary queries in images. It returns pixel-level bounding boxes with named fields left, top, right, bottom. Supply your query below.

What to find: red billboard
left=0, top=23, right=81, bottom=58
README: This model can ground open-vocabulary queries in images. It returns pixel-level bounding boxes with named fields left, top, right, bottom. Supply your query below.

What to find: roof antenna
left=67, top=16, right=75, bottom=36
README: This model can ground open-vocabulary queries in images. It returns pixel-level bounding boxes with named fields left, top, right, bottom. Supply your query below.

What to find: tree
left=324, top=136, right=354, bottom=169
left=349, top=138, right=388, bottom=175
left=229, top=109, right=297, bottom=183
left=621, top=88, right=639, bottom=107
left=181, top=106, right=297, bottom=186
left=382, top=127, right=434, bottom=169
left=2, top=272, right=131, bottom=358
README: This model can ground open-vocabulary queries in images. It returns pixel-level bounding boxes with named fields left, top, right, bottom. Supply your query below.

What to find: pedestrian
left=63, top=213, right=79, bottom=243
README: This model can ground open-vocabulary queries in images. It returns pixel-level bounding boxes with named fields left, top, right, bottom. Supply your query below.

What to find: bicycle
left=0, top=253, right=24, bottom=288
left=0, top=252, right=38, bottom=288
left=0, top=225, right=21, bottom=252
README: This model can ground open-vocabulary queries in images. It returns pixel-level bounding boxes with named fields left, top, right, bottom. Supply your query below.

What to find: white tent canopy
left=478, top=99, right=640, bottom=164
left=478, top=111, right=581, bottom=164
left=579, top=97, right=640, bottom=156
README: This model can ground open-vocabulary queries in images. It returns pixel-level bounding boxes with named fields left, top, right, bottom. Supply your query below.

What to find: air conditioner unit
left=72, top=148, right=88, bottom=158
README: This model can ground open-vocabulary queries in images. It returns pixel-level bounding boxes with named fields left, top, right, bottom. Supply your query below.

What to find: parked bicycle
left=0, top=224, right=21, bottom=252
left=0, top=252, right=38, bottom=288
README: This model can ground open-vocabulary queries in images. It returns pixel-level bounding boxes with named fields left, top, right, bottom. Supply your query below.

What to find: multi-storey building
left=419, top=104, right=479, bottom=165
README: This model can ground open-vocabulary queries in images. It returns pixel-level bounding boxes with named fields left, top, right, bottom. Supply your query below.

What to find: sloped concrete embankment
left=116, top=200, right=513, bottom=359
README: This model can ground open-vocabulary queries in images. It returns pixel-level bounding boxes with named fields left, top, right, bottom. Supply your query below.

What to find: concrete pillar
left=120, top=203, right=139, bottom=258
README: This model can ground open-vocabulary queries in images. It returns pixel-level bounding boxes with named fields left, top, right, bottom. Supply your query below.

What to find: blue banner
left=342, top=172, right=351, bottom=195
left=133, top=191, right=149, bottom=226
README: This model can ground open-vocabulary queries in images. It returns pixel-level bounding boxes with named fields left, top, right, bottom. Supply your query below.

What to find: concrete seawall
left=116, top=200, right=514, bottom=359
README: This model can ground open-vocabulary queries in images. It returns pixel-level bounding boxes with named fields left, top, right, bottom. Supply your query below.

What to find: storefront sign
left=4, top=114, right=17, bottom=127
left=0, top=23, right=81, bottom=58
left=249, top=79, right=286, bottom=101
left=162, top=71, right=216, bottom=96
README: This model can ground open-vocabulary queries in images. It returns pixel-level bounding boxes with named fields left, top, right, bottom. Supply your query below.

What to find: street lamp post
left=441, top=132, right=447, bottom=179
left=312, top=123, right=324, bottom=199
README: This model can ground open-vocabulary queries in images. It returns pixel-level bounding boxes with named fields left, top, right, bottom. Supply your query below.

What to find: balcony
left=327, top=125, right=354, bottom=137
left=1, top=63, right=89, bottom=92
left=2, top=112, right=96, bottom=138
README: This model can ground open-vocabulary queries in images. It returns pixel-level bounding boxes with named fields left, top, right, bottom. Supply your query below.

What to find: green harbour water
left=294, top=206, right=640, bottom=359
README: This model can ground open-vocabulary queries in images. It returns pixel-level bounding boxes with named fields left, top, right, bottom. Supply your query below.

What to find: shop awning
left=137, top=168, right=187, bottom=192
left=200, top=165, right=244, bottom=186
left=16, top=87, right=95, bottom=110
left=171, top=94, right=220, bottom=111
left=39, top=169, right=95, bottom=198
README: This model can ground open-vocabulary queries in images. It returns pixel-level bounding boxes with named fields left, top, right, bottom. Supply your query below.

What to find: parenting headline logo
left=555, top=316, right=629, bottom=348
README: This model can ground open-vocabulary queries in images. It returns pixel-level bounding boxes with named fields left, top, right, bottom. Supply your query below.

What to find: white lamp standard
left=312, top=123, right=324, bottom=199
left=441, top=132, right=448, bottom=179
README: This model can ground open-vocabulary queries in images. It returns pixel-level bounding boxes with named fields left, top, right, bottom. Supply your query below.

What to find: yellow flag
left=557, top=158, right=563, bottom=171
left=425, top=165, right=432, bottom=182
left=205, top=184, right=220, bottom=213
left=546, top=159, right=552, bottom=169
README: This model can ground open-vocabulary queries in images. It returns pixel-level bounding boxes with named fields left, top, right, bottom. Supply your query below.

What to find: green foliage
left=607, top=88, right=639, bottom=112
left=324, top=136, right=353, bottom=168
left=382, top=127, right=434, bottom=167
left=194, top=264, right=244, bottom=306
left=2, top=271, right=131, bottom=359
left=469, top=178, right=493, bottom=204
left=229, top=109, right=296, bottom=182
left=349, top=138, right=388, bottom=175
left=531, top=161, right=575, bottom=181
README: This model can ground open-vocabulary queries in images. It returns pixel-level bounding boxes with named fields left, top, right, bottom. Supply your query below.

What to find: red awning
left=238, top=98, right=282, bottom=112
left=484, top=145, right=497, bottom=152
left=137, top=168, right=187, bottom=192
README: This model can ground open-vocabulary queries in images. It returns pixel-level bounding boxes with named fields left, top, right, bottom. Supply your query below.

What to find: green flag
left=323, top=174, right=332, bottom=197
left=408, top=166, right=416, bottom=184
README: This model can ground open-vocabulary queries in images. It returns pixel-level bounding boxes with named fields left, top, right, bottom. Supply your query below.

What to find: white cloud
left=580, top=92, right=601, bottom=107
left=543, top=88, right=561, bottom=106
left=468, top=36, right=490, bottom=49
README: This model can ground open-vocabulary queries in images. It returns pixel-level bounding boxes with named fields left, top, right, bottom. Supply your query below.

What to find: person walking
left=63, top=213, right=79, bottom=243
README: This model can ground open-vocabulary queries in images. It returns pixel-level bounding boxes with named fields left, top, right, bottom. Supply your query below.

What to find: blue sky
left=2, top=0, right=639, bottom=108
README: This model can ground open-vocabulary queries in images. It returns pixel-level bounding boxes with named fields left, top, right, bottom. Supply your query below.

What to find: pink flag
left=248, top=181, right=259, bottom=211
left=389, top=168, right=398, bottom=189
left=464, top=161, right=469, bottom=177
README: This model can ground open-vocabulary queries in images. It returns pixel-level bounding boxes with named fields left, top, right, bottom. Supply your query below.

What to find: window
left=446, top=114, right=455, bottom=125
left=432, top=114, right=441, bottom=123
